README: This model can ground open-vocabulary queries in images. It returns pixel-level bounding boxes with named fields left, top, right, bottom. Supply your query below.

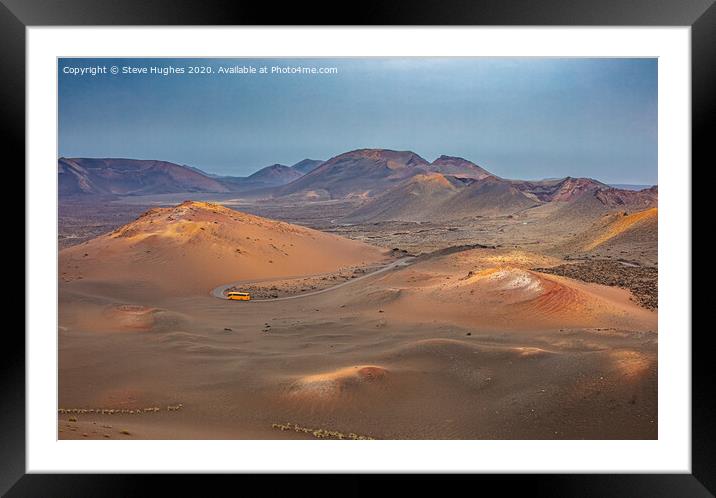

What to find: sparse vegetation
left=59, top=405, right=180, bottom=415
left=271, top=422, right=374, bottom=440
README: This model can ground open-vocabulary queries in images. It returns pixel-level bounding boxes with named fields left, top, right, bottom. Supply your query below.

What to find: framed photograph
left=7, top=0, right=710, bottom=494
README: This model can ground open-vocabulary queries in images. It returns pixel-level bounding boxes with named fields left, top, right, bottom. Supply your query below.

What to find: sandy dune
left=287, top=365, right=390, bottom=401
left=58, top=203, right=657, bottom=440
left=354, top=248, right=656, bottom=331
left=59, top=201, right=387, bottom=296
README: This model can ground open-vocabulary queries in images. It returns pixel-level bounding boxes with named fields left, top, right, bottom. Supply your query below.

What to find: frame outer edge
left=0, top=0, right=27, bottom=495
left=5, top=0, right=711, bottom=493
left=0, top=0, right=715, bottom=26
left=691, top=0, right=716, bottom=495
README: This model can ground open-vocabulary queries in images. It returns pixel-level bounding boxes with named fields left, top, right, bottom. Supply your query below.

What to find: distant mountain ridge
left=608, top=183, right=654, bottom=191
left=345, top=173, right=541, bottom=223
left=59, top=157, right=324, bottom=197
left=58, top=157, right=230, bottom=196
left=58, top=150, right=657, bottom=223
left=510, top=177, right=656, bottom=207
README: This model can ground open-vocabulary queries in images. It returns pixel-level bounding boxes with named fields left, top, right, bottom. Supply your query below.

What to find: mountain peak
left=434, top=154, right=467, bottom=162
left=336, top=148, right=429, bottom=166
left=278, top=148, right=430, bottom=199
left=291, top=159, right=324, bottom=174
left=428, top=155, right=493, bottom=180
left=247, top=163, right=303, bottom=185
left=548, top=177, right=607, bottom=202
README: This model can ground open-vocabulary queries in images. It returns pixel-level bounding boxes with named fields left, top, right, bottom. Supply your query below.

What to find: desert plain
left=58, top=150, right=658, bottom=440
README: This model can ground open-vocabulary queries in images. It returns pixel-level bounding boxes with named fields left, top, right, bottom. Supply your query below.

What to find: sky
left=58, top=58, right=657, bottom=184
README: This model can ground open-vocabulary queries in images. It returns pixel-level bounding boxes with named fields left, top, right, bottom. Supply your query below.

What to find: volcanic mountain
left=595, top=185, right=658, bottom=210
left=245, top=164, right=304, bottom=186
left=437, top=177, right=540, bottom=219
left=278, top=149, right=431, bottom=200
left=346, top=173, right=539, bottom=222
left=211, top=160, right=322, bottom=193
left=512, top=177, right=608, bottom=202
left=512, top=177, right=658, bottom=225
left=427, top=155, right=494, bottom=180
left=58, top=157, right=328, bottom=198
left=345, top=173, right=464, bottom=222
left=59, top=201, right=387, bottom=295
left=59, top=158, right=230, bottom=197
left=513, top=177, right=656, bottom=208
left=291, top=159, right=324, bottom=174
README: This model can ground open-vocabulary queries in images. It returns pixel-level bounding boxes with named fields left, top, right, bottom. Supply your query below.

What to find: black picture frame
left=6, top=0, right=709, bottom=494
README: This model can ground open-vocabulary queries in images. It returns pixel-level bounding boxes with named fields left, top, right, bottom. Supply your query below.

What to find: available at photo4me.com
left=61, top=62, right=340, bottom=77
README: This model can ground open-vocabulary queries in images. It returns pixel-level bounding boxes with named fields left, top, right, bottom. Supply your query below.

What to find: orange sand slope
left=355, top=248, right=656, bottom=331
left=59, top=201, right=387, bottom=295
left=582, top=208, right=657, bottom=251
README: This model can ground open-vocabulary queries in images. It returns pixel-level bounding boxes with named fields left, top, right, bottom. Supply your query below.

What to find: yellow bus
left=227, top=291, right=251, bottom=301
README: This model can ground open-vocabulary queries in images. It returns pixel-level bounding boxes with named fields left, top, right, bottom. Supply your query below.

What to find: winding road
left=210, top=257, right=414, bottom=302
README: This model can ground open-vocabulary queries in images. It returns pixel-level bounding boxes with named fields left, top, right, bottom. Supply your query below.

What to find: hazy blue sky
left=58, top=58, right=657, bottom=184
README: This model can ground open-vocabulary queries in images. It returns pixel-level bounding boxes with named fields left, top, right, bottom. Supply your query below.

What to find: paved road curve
left=210, top=257, right=414, bottom=302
